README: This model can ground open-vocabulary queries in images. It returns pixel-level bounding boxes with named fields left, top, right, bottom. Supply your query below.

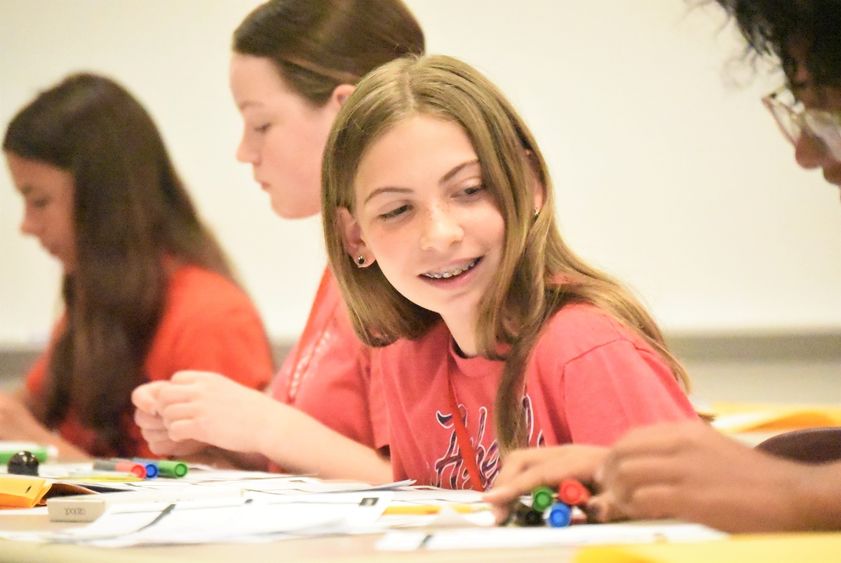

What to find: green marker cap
left=155, top=460, right=188, bottom=478
left=531, top=485, right=555, bottom=512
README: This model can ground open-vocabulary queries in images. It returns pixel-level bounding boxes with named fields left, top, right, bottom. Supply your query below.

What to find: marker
left=92, top=460, right=146, bottom=479
left=108, top=458, right=160, bottom=478
left=510, top=501, right=543, bottom=526
left=383, top=503, right=489, bottom=515
left=132, top=460, right=158, bottom=479
left=63, top=472, right=144, bottom=483
left=531, top=485, right=555, bottom=512
left=547, top=502, right=572, bottom=527
left=0, top=444, right=53, bottom=464
left=150, top=459, right=188, bottom=478
left=558, top=478, right=590, bottom=506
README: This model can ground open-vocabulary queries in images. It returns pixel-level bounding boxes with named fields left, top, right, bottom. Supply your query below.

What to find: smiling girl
left=323, top=55, right=698, bottom=489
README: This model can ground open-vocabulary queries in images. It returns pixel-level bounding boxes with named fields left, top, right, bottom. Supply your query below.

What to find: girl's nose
left=794, top=132, right=829, bottom=170
left=419, top=206, right=464, bottom=251
left=236, top=133, right=258, bottom=164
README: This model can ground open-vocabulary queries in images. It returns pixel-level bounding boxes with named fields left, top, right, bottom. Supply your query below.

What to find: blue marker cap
left=141, top=461, right=158, bottom=479
left=547, top=502, right=572, bottom=528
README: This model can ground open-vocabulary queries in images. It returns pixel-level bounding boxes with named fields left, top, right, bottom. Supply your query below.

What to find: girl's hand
left=484, top=444, right=608, bottom=524
left=155, top=370, right=280, bottom=454
left=132, top=381, right=206, bottom=457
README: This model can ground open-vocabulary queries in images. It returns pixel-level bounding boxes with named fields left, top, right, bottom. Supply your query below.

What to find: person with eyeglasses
left=765, top=87, right=841, bottom=185
left=485, top=0, right=841, bottom=532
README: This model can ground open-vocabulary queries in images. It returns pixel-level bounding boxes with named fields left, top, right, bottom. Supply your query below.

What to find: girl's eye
left=30, top=199, right=49, bottom=209
left=254, top=123, right=271, bottom=134
left=459, top=184, right=485, bottom=197
left=379, top=204, right=410, bottom=221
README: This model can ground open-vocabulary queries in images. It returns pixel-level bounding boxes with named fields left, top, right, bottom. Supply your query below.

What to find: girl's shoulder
left=535, top=302, right=648, bottom=364
left=165, top=264, right=254, bottom=316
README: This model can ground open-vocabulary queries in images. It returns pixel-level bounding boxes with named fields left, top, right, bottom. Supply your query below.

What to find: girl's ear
left=329, top=83, right=356, bottom=110
left=337, top=207, right=374, bottom=267
left=524, top=150, right=546, bottom=215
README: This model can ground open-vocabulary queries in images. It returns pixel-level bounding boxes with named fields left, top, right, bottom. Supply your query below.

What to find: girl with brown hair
left=322, top=54, right=697, bottom=489
left=2, top=73, right=273, bottom=459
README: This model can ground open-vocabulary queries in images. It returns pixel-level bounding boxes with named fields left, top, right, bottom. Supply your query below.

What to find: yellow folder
left=711, top=402, right=841, bottom=434
left=0, top=476, right=52, bottom=508
left=0, top=476, right=97, bottom=509
left=575, top=533, right=841, bottom=563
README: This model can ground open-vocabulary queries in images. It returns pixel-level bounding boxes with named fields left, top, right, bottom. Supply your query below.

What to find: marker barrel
left=93, top=460, right=146, bottom=479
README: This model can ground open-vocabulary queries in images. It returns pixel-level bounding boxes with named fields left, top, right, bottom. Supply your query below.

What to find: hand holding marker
left=510, top=479, right=592, bottom=527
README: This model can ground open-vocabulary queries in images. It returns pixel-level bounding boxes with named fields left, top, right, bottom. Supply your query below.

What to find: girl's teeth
left=424, top=259, right=478, bottom=279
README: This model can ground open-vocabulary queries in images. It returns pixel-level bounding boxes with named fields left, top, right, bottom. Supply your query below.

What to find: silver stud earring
left=356, top=255, right=366, bottom=266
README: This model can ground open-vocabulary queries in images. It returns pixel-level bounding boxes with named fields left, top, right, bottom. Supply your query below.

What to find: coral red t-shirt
left=378, top=304, right=697, bottom=489
left=26, top=265, right=273, bottom=458
left=268, top=268, right=387, bottom=451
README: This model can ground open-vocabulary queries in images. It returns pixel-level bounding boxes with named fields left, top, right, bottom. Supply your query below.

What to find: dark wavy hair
left=3, top=73, right=232, bottom=456
left=233, top=0, right=425, bottom=106
left=714, top=0, right=841, bottom=87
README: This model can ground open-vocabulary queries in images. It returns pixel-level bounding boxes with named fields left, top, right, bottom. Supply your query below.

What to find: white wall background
left=1, top=0, right=840, bottom=350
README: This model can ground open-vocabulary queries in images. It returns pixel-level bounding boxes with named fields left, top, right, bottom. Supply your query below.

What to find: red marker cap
left=558, top=478, right=590, bottom=506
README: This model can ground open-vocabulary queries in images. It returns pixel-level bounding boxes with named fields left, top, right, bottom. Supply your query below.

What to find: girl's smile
left=342, top=114, right=506, bottom=355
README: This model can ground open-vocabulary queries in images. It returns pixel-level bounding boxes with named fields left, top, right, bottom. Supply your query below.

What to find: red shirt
left=268, top=268, right=387, bottom=450
left=378, top=304, right=697, bottom=489
left=27, top=265, right=273, bottom=457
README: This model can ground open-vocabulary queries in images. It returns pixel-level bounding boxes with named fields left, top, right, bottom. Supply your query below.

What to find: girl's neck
left=441, top=312, right=478, bottom=358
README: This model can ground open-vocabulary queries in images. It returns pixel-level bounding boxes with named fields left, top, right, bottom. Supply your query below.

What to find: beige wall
left=1, top=1, right=840, bottom=353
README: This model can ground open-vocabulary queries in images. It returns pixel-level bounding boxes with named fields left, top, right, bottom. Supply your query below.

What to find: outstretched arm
left=137, top=371, right=391, bottom=483
left=594, top=421, right=841, bottom=532
left=0, top=388, right=89, bottom=461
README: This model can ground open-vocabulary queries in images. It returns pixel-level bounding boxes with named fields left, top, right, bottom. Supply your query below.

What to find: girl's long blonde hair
left=323, top=55, right=689, bottom=453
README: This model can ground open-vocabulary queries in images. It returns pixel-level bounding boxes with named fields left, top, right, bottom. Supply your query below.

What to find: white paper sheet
left=376, top=522, right=727, bottom=551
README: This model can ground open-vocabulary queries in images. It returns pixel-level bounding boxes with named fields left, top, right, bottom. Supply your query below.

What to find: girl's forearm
left=255, top=403, right=391, bottom=483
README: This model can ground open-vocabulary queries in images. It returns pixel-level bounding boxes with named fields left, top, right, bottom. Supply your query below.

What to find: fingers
left=169, top=370, right=225, bottom=385
left=587, top=490, right=628, bottom=523
left=131, top=381, right=166, bottom=413
left=166, top=419, right=203, bottom=443
left=145, top=436, right=182, bottom=457
left=134, top=409, right=166, bottom=431
left=485, top=445, right=607, bottom=525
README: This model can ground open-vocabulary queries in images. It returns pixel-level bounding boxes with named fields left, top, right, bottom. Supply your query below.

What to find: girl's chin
left=270, top=198, right=320, bottom=219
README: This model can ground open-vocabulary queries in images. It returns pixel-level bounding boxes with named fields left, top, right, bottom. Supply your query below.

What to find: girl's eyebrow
left=439, top=159, right=480, bottom=185
left=363, top=159, right=480, bottom=205
left=237, top=100, right=265, bottom=111
left=363, top=186, right=411, bottom=205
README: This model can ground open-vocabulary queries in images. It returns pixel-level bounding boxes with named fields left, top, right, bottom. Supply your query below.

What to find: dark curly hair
left=713, top=0, right=841, bottom=87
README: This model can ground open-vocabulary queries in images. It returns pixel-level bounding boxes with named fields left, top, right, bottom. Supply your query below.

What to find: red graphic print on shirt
left=432, top=395, right=545, bottom=489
